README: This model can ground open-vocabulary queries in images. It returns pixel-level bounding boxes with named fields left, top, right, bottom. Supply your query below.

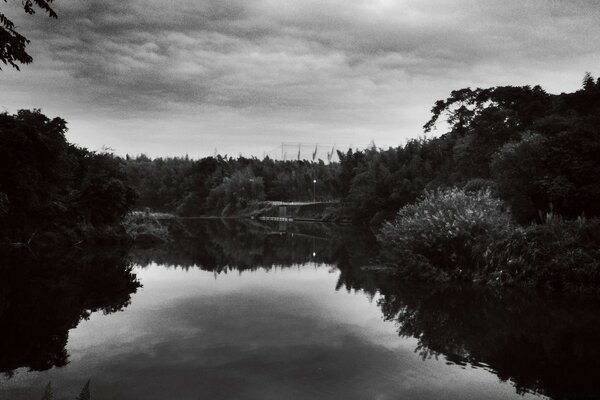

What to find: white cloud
left=1, top=0, right=599, bottom=156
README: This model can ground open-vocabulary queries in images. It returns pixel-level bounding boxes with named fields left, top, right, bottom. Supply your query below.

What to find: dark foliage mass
left=123, top=155, right=342, bottom=216
left=373, top=75, right=600, bottom=291
left=0, top=110, right=136, bottom=245
left=339, top=75, right=600, bottom=225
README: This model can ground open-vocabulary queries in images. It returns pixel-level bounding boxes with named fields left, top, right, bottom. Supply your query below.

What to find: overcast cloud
left=1, top=0, right=599, bottom=157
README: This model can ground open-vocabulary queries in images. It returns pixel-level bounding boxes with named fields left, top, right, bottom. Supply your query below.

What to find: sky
left=1, top=0, right=599, bottom=159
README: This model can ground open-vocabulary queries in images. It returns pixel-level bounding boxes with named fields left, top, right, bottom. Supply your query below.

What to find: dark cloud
left=1, top=0, right=599, bottom=156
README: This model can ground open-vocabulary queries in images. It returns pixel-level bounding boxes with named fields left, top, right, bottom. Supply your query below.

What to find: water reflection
left=0, top=247, right=140, bottom=376
left=1, top=220, right=599, bottom=399
left=131, top=219, right=600, bottom=399
left=129, top=218, right=377, bottom=272
left=373, top=283, right=600, bottom=400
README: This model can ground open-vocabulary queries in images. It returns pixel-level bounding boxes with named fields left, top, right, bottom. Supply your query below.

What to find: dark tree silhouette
left=0, top=0, right=57, bottom=70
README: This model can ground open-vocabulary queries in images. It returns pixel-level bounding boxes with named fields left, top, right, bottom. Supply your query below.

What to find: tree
left=1, top=0, right=57, bottom=70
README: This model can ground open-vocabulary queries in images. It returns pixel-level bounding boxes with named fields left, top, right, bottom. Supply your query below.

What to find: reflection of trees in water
left=129, top=219, right=379, bottom=274
left=0, top=248, right=140, bottom=376
left=7, top=219, right=597, bottom=399
left=369, top=281, right=600, bottom=399
left=132, top=220, right=600, bottom=397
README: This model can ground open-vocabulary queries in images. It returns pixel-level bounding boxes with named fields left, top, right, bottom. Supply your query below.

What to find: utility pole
left=313, top=179, right=316, bottom=203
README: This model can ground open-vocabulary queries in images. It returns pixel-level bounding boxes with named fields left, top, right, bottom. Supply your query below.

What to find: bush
left=379, top=188, right=512, bottom=279
left=123, top=211, right=171, bottom=246
left=379, top=187, right=600, bottom=293
left=482, top=217, right=600, bottom=292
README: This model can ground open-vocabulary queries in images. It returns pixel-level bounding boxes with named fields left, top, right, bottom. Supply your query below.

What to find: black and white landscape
left=1, top=1, right=600, bottom=399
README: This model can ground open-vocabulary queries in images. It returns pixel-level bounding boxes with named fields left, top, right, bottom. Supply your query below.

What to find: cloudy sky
left=1, top=0, right=599, bottom=158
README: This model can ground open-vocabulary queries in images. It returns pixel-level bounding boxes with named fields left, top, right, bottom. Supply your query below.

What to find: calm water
left=1, top=220, right=599, bottom=400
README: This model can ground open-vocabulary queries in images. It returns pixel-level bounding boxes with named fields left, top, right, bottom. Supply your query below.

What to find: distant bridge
left=265, top=201, right=339, bottom=207
left=255, top=200, right=339, bottom=222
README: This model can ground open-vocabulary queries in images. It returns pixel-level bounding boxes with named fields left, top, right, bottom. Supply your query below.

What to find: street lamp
left=313, top=179, right=316, bottom=203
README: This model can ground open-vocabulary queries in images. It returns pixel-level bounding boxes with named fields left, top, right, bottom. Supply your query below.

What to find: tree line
left=0, top=110, right=136, bottom=245
left=2, top=74, right=600, bottom=246
left=119, top=73, right=600, bottom=226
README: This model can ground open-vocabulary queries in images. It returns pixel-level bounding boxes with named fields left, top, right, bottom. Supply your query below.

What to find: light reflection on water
left=1, top=263, right=541, bottom=400
left=3, top=219, right=599, bottom=399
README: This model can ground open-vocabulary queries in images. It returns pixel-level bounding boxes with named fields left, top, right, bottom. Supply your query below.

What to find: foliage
left=122, top=211, right=171, bottom=245
left=336, top=74, right=600, bottom=225
left=490, top=132, right=547, bottom=223
left=481, top=217, right=600, bottom=292
left=0, top=110, right=136, bottom=244
left=1, top=0, right=57, bottom=69
left=337, top=138, right=454, bottom=225
left=378, top=187, right=600, bottom=293
left=122, top=154, right=342, bottom=216
left=207, top=168, right=265, bottom=215
left=378, top=188, right=512, bottom=280
left=118, top=74, right=600, bottom=226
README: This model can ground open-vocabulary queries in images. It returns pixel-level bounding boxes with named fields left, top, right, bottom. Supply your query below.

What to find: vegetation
left=122, top=73, right=600, bottom=230
left=379, top=188, right=512, bottom=282
left=122, top=154, right=341, bottom=217
left=378, top=187, right=600, bottom=292
left=376, top=74, right=600, bottom=292
left=1, top=0, right=58, bottom=69
left=3, top=74, right=600, bottom=292
left=0, top=110, right=136, bottom=246
left=123, top=211, right=172, bottom=245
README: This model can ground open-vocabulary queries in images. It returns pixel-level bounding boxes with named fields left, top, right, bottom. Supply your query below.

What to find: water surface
left=1, top=220, right=599, bottom=399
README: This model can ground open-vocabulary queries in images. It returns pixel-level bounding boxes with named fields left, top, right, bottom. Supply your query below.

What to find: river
left=1, top=219, right=599, bottom=399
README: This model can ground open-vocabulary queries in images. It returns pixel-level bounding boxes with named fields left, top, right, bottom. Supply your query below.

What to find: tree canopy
left=0, top=0, right=57, bottom=70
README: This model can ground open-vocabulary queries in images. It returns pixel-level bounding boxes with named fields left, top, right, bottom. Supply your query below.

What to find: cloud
left=1, top=0, right=600, bottom=156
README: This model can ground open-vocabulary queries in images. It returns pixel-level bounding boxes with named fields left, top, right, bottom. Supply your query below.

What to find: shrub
left=482, top=217, right=600, bottom=292
left=207, top=169, right=265, bottom=215
left=123, top=211, right=171, bottom=245
left=379, top=187, right=600, bottom=293
left=379, top=188, right=512, bottom=278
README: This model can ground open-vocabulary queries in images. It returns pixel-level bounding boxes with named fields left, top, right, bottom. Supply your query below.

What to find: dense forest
left=119, top=74, right=600, bottom=291
left=122, top=155, right=342, bottom=216
left=2, top=75, right=600, bottom=291
left=117, top=74, right=600, bottom=226
left=0, top=110, right=136, bottom=245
